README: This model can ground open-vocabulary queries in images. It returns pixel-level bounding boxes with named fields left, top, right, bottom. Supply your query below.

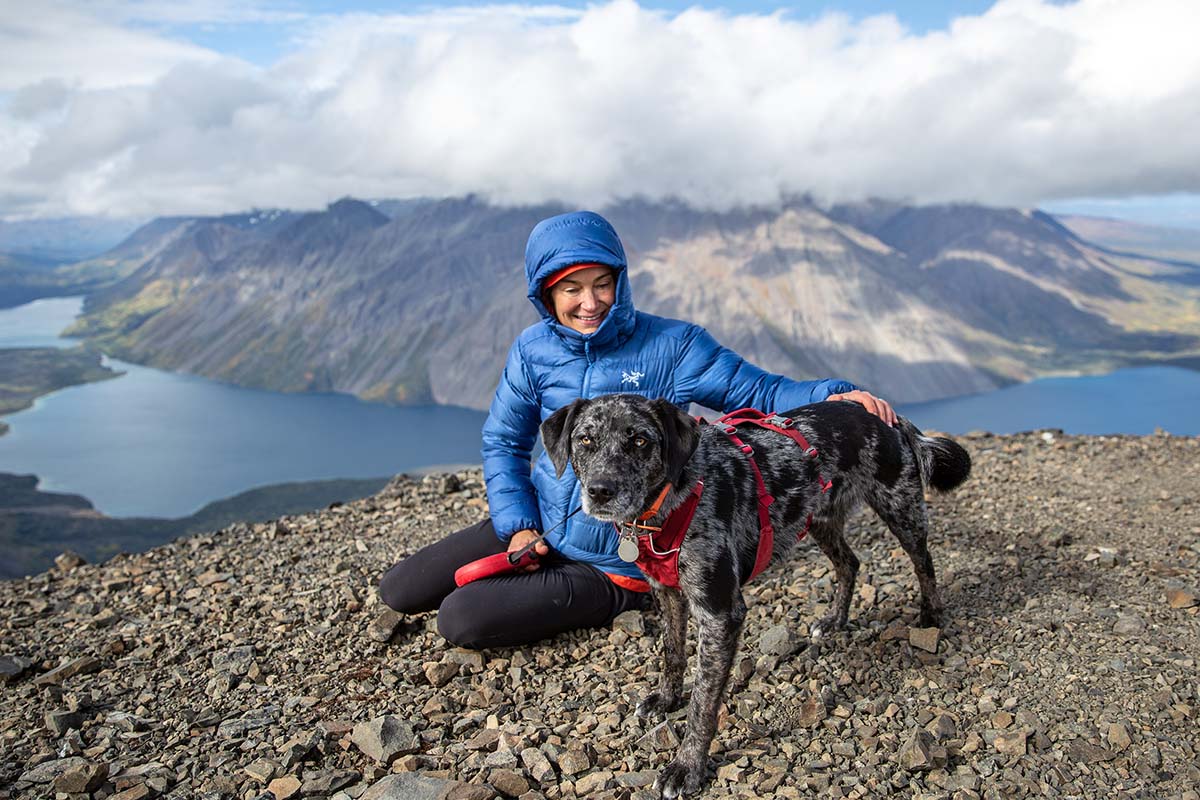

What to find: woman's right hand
left=508, top=529, right=550, bottom=571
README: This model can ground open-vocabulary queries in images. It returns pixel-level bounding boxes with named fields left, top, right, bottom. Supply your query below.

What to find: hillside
left=0, top=217, right=148, bottom=309
left=1, top=432, right=1198, bottom=799
left=62, top=197, right=1200, bottom=409
left=0, top=347, right=121, bottom=435
left=0, top=217, right=144, bottom=264
left=1055, top=215, right=1200, bottom=266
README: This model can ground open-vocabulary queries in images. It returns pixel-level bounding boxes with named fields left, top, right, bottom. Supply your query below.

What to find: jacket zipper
left=571, top=339, right=596, bottom=545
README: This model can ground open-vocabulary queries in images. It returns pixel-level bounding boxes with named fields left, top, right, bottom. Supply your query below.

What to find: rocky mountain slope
left=2, top=431, right=1198, bottom=799
left=63, top=197, right=1200, bottom=409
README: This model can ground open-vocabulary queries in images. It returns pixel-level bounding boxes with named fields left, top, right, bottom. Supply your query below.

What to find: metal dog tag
left=618, top=537, right=640, bottom=562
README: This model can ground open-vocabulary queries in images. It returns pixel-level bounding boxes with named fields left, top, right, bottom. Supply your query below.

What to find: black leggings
left=378, top=519, right=650, bottom=649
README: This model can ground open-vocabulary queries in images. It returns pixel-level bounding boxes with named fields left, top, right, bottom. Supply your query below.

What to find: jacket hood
left=524, top=211, right=635, bottom=349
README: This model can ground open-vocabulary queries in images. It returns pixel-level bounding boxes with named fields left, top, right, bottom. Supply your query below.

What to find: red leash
left=454, top=506, right=582, bottom=587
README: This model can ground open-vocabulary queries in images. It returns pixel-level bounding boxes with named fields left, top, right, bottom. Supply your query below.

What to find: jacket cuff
left=493, top=518, right=540, bottom=542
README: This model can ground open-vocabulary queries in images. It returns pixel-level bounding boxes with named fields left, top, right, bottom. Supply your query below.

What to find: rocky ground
left=1, top=430, right=1198, bottom=800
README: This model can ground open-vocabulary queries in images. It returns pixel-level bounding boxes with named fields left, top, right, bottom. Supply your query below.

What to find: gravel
left=2, top=430, right=1198, bottom=799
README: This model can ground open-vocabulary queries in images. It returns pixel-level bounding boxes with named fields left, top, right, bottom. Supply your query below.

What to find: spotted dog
left=540, top=394, right=971, bottom=797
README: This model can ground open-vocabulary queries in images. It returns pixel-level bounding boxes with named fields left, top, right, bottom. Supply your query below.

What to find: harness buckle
left=766, top=414, right=794, bottom=429
left=805, top=446, right=818, bottom=457
left=741, top=444, right=754, bottom=455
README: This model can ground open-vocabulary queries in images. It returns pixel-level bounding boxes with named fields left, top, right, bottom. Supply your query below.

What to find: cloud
left=2, top=0, right=1200, bottom=218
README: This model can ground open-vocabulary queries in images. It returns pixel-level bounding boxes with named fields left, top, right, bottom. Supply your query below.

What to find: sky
left=2, top=0, right=1199, bottom=228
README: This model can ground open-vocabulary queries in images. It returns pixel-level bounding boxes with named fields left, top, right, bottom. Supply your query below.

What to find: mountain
left=63, top=196, right=1200, bottom=408
left=1054, top=214, right=1200, bottom=267
left=0, top=216, right=144, bottom=263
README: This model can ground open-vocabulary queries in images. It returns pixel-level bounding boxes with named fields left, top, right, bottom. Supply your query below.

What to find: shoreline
left=0, top=345, right=122, bottom=437
left=0, top=472, right=406, bottom=581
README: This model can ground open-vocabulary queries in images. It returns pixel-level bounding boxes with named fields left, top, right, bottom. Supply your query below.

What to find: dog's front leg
left=638, top=586, right=688, bottom=717
left=656, top=599, right=746, bottom=798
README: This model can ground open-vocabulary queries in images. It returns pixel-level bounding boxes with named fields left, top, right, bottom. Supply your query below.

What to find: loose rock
left=759, top=624, right=797, bottom=656
left=369, top=610, right=405, bottom=643
left=908, top=626, right=940, bottom=653
left=1167, top=587, right=1197, bottom=609
left=351, top=716, right=420, bottom=764
left=53, top=761, right=108, bottom=793
left=267, top=775, right=303, bottom=800
left=54, top=551, right=86, bottom=571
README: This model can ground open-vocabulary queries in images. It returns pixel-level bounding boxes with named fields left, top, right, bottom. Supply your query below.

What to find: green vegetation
left=0, top=346, right=121, bottom=427
left=0, top=254, right=76, bottom=308
left=0, top=474, right=391, bottom=580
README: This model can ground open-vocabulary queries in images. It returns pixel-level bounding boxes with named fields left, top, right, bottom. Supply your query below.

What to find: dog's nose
left=587, top=481, right=616, bottom=504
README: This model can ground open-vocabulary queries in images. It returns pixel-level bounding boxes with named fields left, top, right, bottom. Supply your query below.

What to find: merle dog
left=540, top=394, right=971, bottom=797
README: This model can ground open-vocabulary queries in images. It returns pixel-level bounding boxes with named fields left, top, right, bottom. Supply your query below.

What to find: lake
left=1, top=297, right=1198, bottom=518
left=0, top=298, right=488, bottom=517
left=901, top=366, right=1200, bottom=438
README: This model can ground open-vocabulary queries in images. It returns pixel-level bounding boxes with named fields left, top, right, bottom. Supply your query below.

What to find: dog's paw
left=637, top=690, right=681, bottom=719
left=655, top=759, right=703, bottom=798
left=809, top=613, right=843, bottom=643
left=917, top=607, right=943, bottom=629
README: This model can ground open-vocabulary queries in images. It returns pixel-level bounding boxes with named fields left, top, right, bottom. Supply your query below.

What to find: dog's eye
left=578, top=435, right=593, bottom=447
left=633, top=436, right=647, bottom=448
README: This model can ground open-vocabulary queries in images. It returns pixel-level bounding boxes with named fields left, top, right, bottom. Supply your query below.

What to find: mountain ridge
left=57, top=197, right=1200, bottom=408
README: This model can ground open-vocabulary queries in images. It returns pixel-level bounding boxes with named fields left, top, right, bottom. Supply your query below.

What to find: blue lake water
left=0, top=296, right=84, bottom=349
left=0, top=298, right=487, bottom=517
left=1, top=297, right=1198, bottom=519
left=901, top=367, right=1200, bottom=438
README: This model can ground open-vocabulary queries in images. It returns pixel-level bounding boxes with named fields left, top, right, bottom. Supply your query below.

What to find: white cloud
left=2, top=0, right=1200, bottom=219
left=0, top=2, right=223, bottom=92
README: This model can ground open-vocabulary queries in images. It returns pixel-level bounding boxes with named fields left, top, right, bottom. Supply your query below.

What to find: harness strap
left=713, top=408, right=833, bottom=581
left=619, top=409, right=832, bottom=588
left=716, top=424, right=777, bottom=582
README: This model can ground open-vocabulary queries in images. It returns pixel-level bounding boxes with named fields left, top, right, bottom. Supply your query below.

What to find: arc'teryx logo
left=621, top=370, right=645, bottom=388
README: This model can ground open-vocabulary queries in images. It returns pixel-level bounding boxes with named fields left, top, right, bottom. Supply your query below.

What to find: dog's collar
left=620, top=482, right=673, bottom=534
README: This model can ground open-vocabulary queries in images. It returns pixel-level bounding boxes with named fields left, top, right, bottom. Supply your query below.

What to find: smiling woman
left=544, top=263, right=615, bottom=334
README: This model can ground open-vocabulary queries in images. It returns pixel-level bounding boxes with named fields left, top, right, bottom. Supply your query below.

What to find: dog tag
left=618, top=538, right=640, bottom=562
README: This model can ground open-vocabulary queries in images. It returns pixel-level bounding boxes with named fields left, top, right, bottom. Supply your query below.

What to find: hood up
left=524, top=211, right=636, bottom=350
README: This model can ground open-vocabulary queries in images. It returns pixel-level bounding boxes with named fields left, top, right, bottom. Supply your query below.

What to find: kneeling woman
left=378, top=211, right=894, bottom=649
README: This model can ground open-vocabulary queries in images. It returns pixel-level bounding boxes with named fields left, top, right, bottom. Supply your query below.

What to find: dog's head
left=540, top=394, right=700, bottom=522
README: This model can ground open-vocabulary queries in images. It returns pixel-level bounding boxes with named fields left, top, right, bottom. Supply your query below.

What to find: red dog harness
left=618, top=408, right=830, bottom=588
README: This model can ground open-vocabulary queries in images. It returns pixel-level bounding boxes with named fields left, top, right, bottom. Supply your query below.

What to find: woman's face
left=548, top=266, right=616, bottom=334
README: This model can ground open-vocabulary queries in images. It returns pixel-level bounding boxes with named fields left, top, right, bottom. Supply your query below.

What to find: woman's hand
left=827, top=389, right=898, bottom=427
left=508, top=529, right=550, bottom=571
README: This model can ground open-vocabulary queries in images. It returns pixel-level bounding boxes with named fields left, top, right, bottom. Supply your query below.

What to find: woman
left=378, top=211, right=895, bottom=648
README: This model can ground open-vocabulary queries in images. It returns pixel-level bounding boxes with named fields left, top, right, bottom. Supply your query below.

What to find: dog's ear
left=653, top=398, right=700, bottom=485
left=541, top=399, right=588, bottom=478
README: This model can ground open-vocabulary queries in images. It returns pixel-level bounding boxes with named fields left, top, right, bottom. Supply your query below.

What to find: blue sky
left=3, top=0, right=1199, bottom=227
left=166, top=1, right=1003, bottom=65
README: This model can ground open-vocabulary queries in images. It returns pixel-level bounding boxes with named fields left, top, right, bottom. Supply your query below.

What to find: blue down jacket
left=481, top=211, right=857, bottom=580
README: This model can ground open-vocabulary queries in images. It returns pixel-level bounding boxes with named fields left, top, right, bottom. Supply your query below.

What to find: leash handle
left=454, top=506, right=584, bottom=587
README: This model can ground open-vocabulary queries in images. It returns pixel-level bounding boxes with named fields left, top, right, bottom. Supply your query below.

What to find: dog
left=540, top=394, right=971, bottom=797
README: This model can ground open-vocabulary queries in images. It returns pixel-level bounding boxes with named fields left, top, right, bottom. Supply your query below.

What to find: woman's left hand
left=827, top=389, right=898, bottom=427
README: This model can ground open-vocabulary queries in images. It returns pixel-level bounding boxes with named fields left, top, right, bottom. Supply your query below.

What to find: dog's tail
left=898, top=418, right=972, bottom=492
